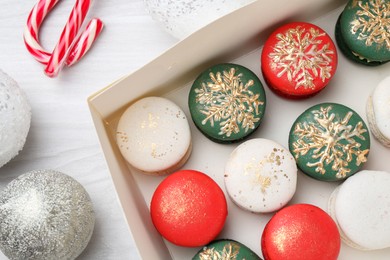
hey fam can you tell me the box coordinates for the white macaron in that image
[116,97,192,175]
[328,170,390,250]
[366,76,390,147]
[224,138,297,213]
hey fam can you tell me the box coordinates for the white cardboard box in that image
[88,0,390,259]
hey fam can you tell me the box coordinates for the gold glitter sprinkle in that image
[159,180,204,227]
[244,153,279,193]
[272,224,303,253]
[116,131,128,143]
[141,113,159,128]
[256,174,272,193]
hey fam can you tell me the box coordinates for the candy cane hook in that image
[24,0,104,77]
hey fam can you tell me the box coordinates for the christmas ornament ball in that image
[144,0,255,39]
[0,170,95,260]
[0,70,31,168]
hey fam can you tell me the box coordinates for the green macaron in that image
[289,103,370,181]
[193,239,262,260]
[188,63,266,143]
[335,0,390,65]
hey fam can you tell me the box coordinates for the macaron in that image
[328,170,390,250]
[366,76,390,147]
[224,138,297,213]
[188,63,266,143]
[261,22,337,98]
[116,97,192,175]
[261,204,340,260]
[289,102,370,181]
[0,70,31,168]
[335,0,390,65]
[150,170,228,247]
[193,239,262,260]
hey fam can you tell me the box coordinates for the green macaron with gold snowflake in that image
[289,103,370,181]
[335,0,390,66]
[193,239,262,260]
[188,63,266,143]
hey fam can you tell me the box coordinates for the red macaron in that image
[150,169,228,247]
[261,204,340,260]
[261,22,337,99]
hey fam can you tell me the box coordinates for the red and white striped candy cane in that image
[24,0,104,77]
[44,0,91,77]
[24,0,61,64]
[66,18,104,66]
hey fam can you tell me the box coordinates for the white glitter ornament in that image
[0,70,31,168]
[144,0,255,39]
[0,170,95,260]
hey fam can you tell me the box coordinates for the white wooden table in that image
[0,1,177,259]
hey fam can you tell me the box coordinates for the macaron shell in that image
[192,239,262,260]
[150,170,227,247]
[366,76,390,147]
[328,186,368,251]
[333,170,390,250]
[188,63,266,143]
[339,0,390,62]
[289,102,370,181]
[261,22,337,98]
[224,138,297,213]
[261,204,340,260]
[116,97,192,174]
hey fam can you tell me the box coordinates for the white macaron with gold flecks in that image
[366,76,390,147]
[116,97,192,175]
[328,170,390,250]
[224,138,297,213]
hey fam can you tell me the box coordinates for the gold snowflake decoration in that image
[292,105,369,178]
[199,243,240,260]
[269,26,334,90]
[351,0,390,48]
[195,67,264,137]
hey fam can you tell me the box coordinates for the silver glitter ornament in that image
[144,0,255,39]
[0,170,95,260]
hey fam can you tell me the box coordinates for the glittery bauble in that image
[0,70,31,168]
[0,170,95,260]
[144,0,255,39]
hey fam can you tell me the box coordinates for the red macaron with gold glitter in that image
[150,170,228,247]
[261,204,340,260]
[261,22,337,99]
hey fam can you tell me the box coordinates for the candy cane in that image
[24,0,104,77]
[66,18,104,66]
[24,0,61,64]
